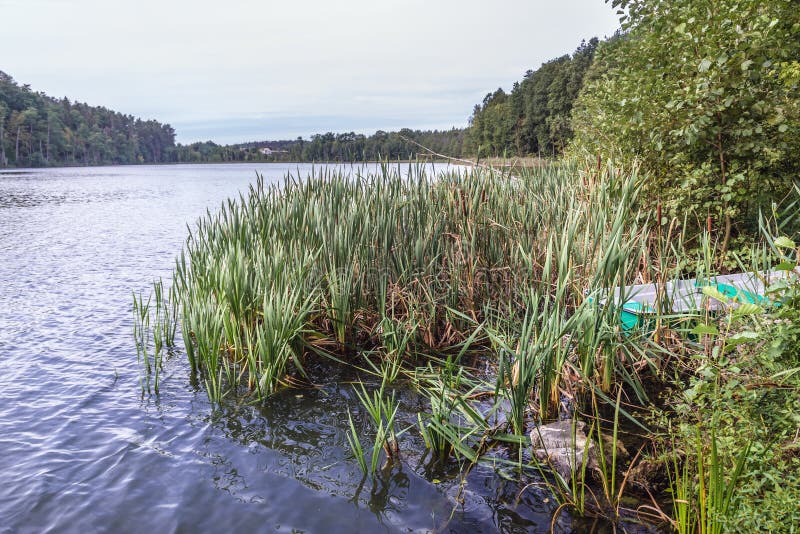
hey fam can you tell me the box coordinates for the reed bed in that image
[134,161,800,529]
[160,162,657,411]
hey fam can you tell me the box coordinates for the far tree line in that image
[0,71,175,167]
[170,129,468,164]
[0,35,603,168]
[158,38,605,164]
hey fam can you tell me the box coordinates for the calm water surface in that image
[0,163,570,533]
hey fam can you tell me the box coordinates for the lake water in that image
[0,163,572,533]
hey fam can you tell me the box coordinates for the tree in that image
[571,0,800,254]
[0,102,7,166]
[0,71,177,167]
[466,39,599,158]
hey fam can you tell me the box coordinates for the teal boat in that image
[599,271,784,332]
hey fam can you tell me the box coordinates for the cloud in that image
[0,0,621,142]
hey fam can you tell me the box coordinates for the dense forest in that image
[170,128,467,163]
[0,68,467,167]
[465,38,600,158]
[572,0,800,253]
[0,71,176,167]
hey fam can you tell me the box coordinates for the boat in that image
[596,270,789,331]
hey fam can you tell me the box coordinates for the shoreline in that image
[0,158,467,173]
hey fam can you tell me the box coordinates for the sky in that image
[0,0,621,144]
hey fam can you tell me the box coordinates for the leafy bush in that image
[571,0,800,255]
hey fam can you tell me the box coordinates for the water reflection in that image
[191,359,570,532]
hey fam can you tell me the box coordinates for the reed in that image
[132,290,153,393]
[347,376,401,476]
[135,159,799,528]
[155,162,658,412]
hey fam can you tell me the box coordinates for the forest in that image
[466,38,599,158]
[0,68,469,167]
[0,71,176,167]
[169,128,468,163]
[0,34,601,168]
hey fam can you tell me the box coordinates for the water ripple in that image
[0,163,587,533]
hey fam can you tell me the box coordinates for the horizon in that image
[0,0,621,144]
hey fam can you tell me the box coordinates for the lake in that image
[0,163,564,533]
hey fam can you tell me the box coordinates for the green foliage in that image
[467,38,599,158]
[572,0,800,251]
[0,71,175,167]
[348,379,401,476]
[667,245,800,530]
[170,128,468,163]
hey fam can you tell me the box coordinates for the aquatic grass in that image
[347,377,401,476]
[132,290,154,393]
[662,426,753,534]
[133,278,180,395]
[147,163,660,402]
[130,158,800,531]
[346,411,367,474]
[139,160,679,449]
[666,432,694,534]
[416,364,469,463]
[140,160,676,426]
[589,386,627,517]
[152,278,178,350]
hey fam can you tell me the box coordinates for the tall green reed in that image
[142,161,661,424]
[133,278,179,395]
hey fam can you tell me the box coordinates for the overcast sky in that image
[0,0,621,144]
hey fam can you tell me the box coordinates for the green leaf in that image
[692,324,719,336]
[773,261,796,271]
[702,286,730,303]
[774,236,796,249]
[698,58,713,72]
[732,303,764,316]
[727,331,760,345]
[740,59,753,71]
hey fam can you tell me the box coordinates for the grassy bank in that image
[136,161,800,531]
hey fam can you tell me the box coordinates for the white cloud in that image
[0,0,620,142]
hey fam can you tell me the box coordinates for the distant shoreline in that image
[0,156,551,173]
[0,159,458,171]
